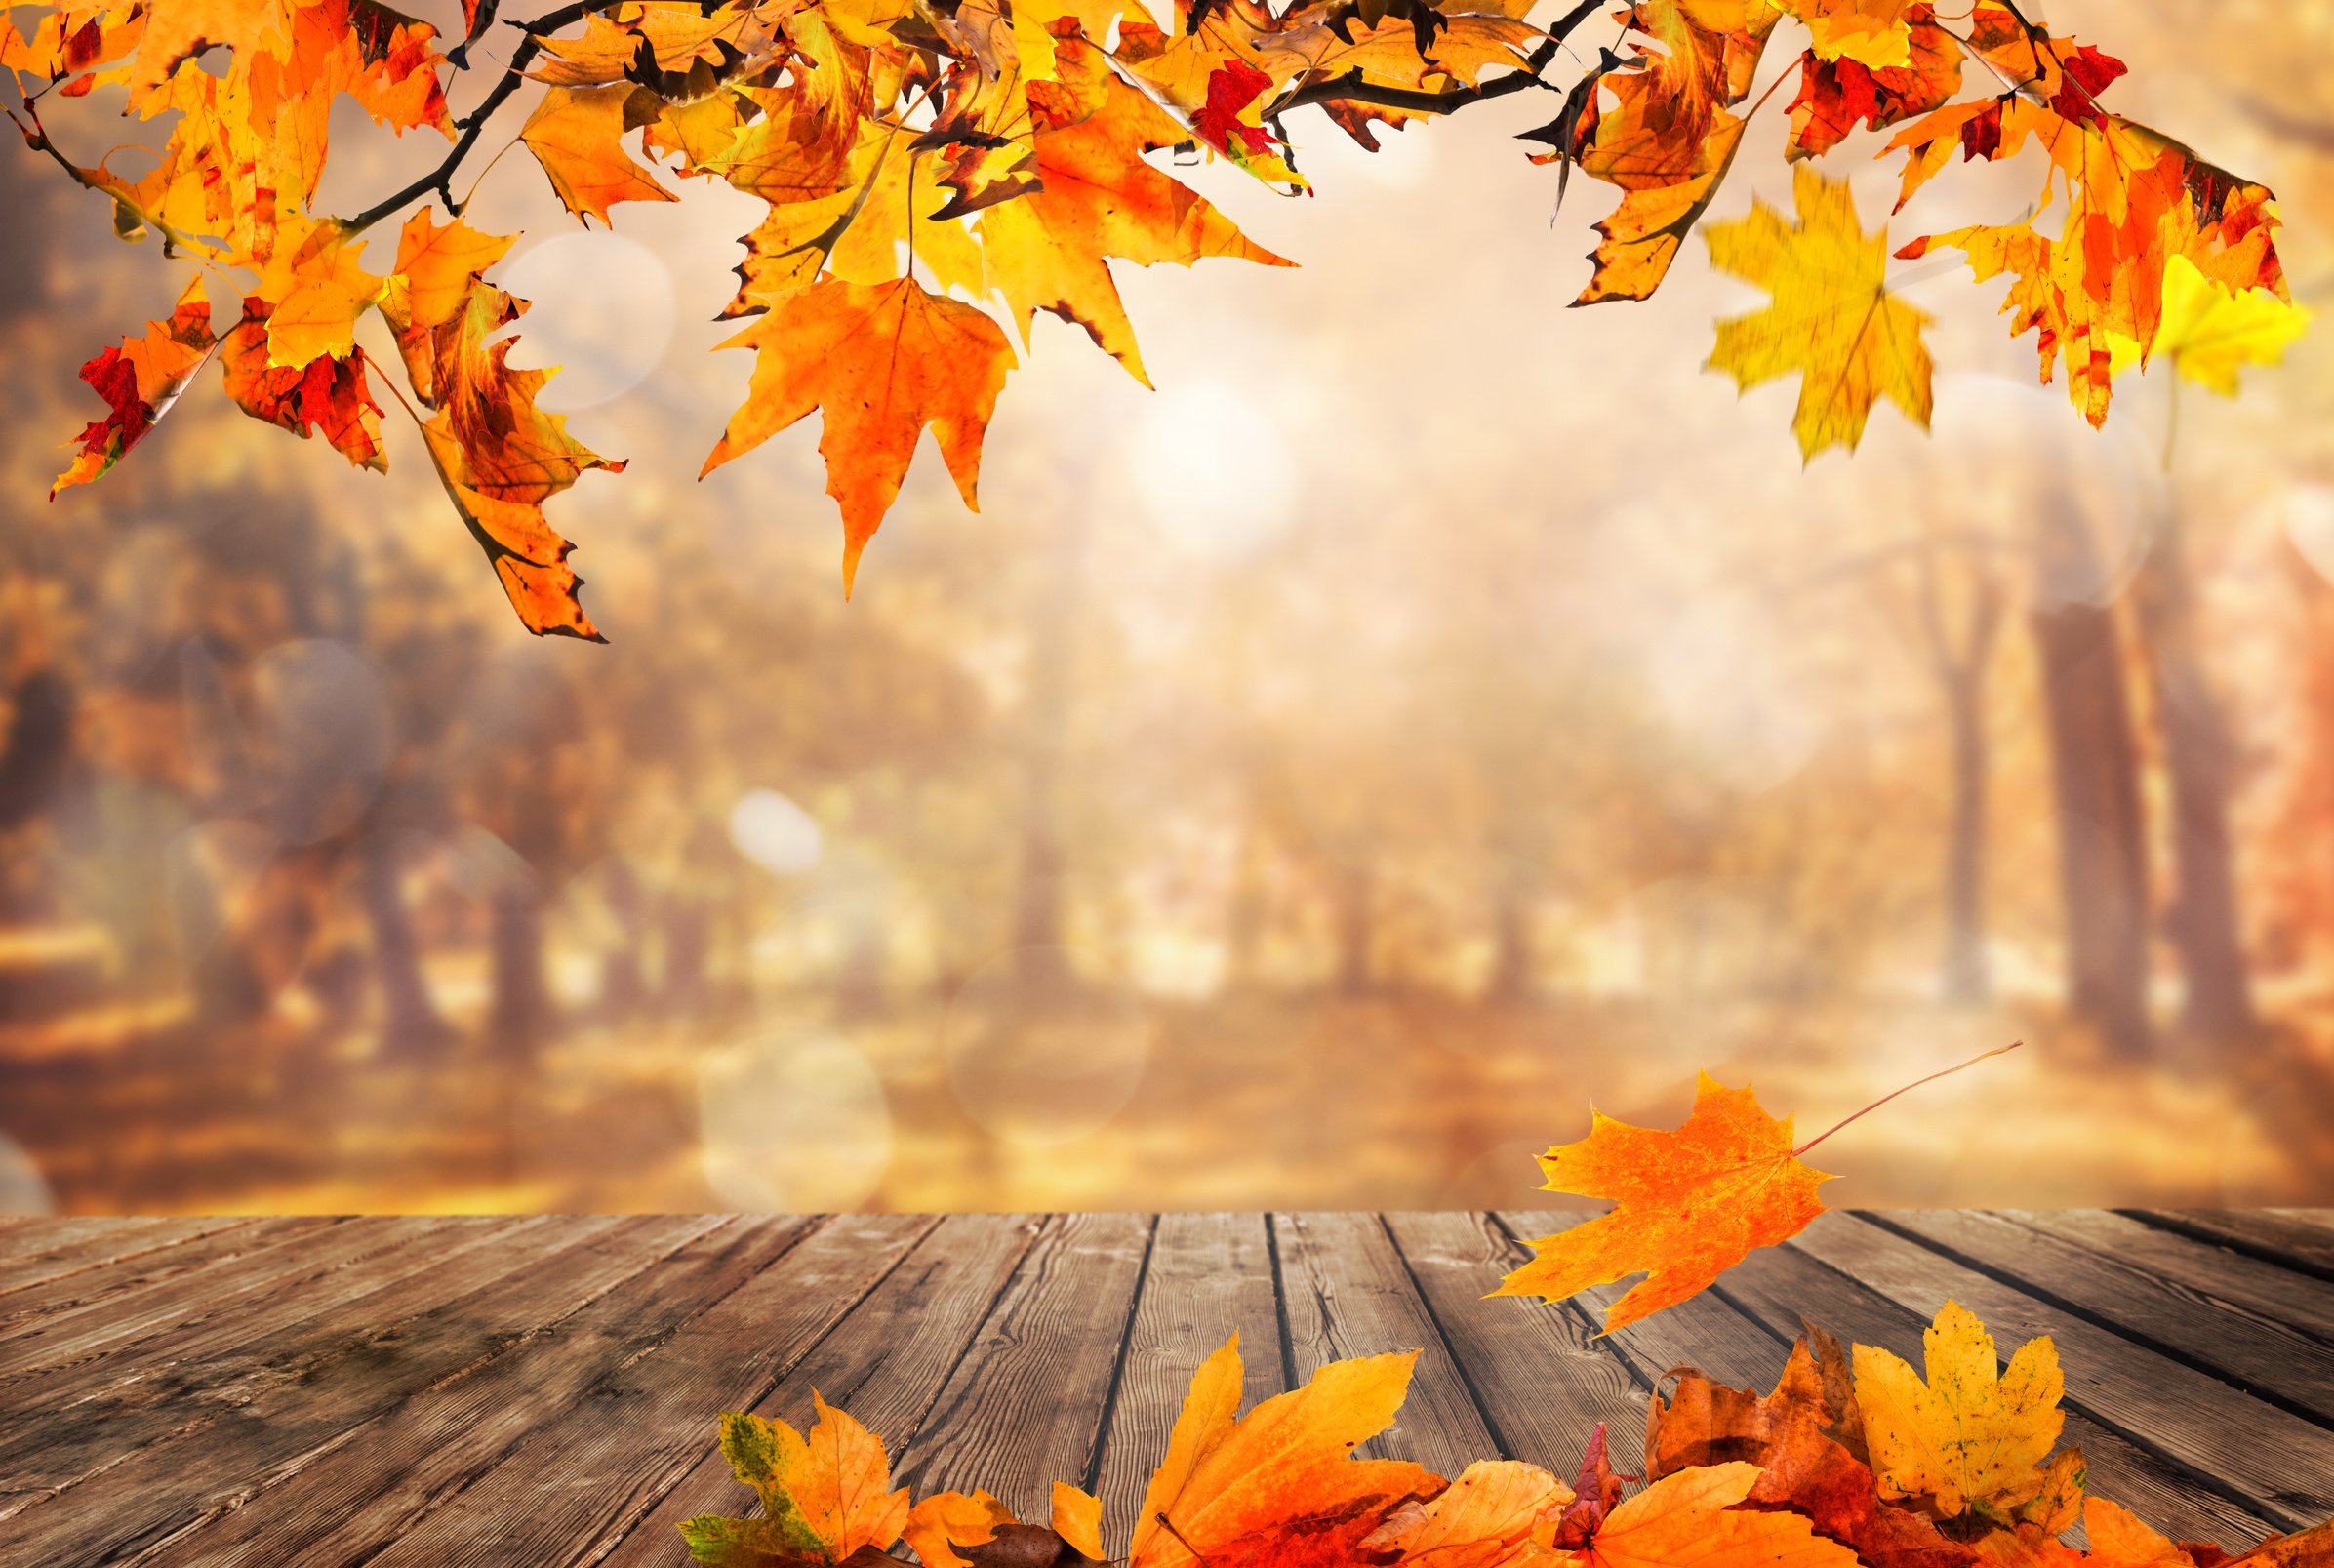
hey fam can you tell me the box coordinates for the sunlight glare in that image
[729,789,823,874]
[698,1027,893,1210]
[1127,380,1299,564]
[498,230,677,409]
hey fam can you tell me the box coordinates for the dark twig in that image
[1275,0,1599,118]
[340,0,623,234]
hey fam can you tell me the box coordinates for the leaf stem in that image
[1791,1041,2022,1158]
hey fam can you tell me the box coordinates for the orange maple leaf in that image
[1537,1461,1868,1568]
[1494,1071,1836,1333]
[1499,1046,2018,1332]
[1126,1332,1437,1568]
[680,1389,910,1566]
[702,276,1015,594]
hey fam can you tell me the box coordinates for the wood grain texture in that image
[0,1215,721,1568]
[1794,1211,2334,1529]
[605,1212,1046,1567]
[147,1216,803,1568]
[1388,1210,1643,1472]
[350,1215,935,1568]
[1091,1212,1286,1555]
[0,1217,261,1297]
[1883,1209,2334,1424]
[2126,1208,2334,1279]
[2,1210,2329,1566]
[891,1212,1152,1516]
[1274,1210,1496,1476]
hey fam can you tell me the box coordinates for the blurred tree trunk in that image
[599,858,648,1021]
[488,882,548,1059]
[1484,862,1533,1003]
[2135,503,2255,1043]
[1332,860,1376,994]
[2030,499,2152,1058]
[360,829,449,1054]
[1914,551,2004,1004]
[1011,515,1081,993]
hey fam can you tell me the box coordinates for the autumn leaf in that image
[904,1483,1107,1567]
[679,1391,911,1567]
[703,277,1014,594]
[1706,165,1934,459]
[1494,1072,1835,1333]
[1853,1298,2065,1524]
[1646,1336,1983,1568]
[522,83,680,224]
[1534,1460,1867,1568]
[2108,253,2311,396]
[219,299,388,470]
[51,276,220,496]
[1361,1459,1573,1568]
[1126,1331,1437,1568]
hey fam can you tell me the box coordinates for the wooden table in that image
[3,1209,2330,1566]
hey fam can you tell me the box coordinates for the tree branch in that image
[1276,0,1600,118]
[340,0,624,235]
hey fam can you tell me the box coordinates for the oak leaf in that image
[1493,1071,1835,1333]
[679,1391,911,1567]
[1853,1298,2064,1524]
[1125,1331,1437,1568]
[702,277,1015,593]
[1705,166,1934,459]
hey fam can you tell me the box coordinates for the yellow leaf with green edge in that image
[1706,165,1933,459]
[2108,252,2311,395]
[1853,1298,2065,1523]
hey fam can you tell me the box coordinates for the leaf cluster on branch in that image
[1,0,2307,639]
[676,1302,2334,1568]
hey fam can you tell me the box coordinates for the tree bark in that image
[1332,860,1376,995]
[2134,503,2256,1044]
[2030,497,2152,1057]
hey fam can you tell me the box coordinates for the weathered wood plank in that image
[1497,1209,1792,1397]
[1717,1225,2284,1547]
[603,1212,1046,1567]
[0,1216,725,1567]
[2009,1210,2334,1340]
[1885,1210,2334,1424]
[1793,1212,2334,1528]
[0,1218,262,1296]
[348,1215,936,1568]
[0,1218,150,1266]
[0,1216,473,1377]
[1092,1212,1286,1556]
[142,1217,805,1568]
[1386,1211,1642,1473]
[2124,1210,2334,1279]
[0,1216,550,1463]
[1275,1211,1495,1476]
[0,1217,342,1333]
[890,1212,1152,1515]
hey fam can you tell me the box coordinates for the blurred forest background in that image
[3,0,2333,1215]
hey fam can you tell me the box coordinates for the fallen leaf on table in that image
[1854,1298,2064,1525]
[679,1390,910,1566]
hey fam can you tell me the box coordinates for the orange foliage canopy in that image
[4,0,2304,635]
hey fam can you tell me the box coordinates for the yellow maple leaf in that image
[2108,252,2312,396]
[681,1389,910,1565]
[1853,1298,2065,1523]
[1706,165,1933,459]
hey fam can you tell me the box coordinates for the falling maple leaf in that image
[51,276,220,497]
[679,1391,911,1567]
[1494,1072,1836,1334]
[1499,1045,2018,1333]
[1705,165,1934,459]
[1853,1298,2066,1525]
